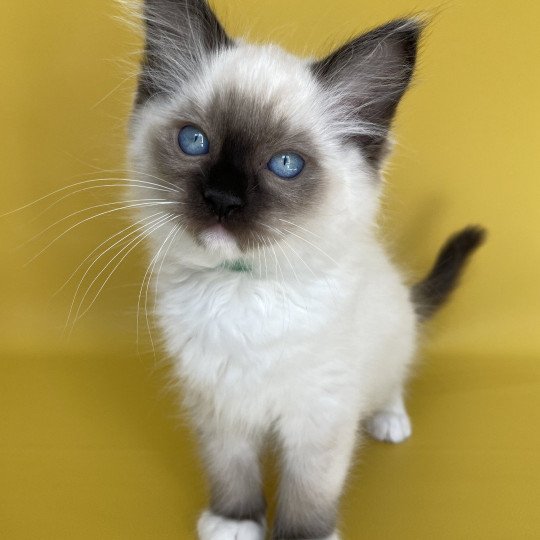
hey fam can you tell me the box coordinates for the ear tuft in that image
[137,0,233,105]
[311,18,424,167]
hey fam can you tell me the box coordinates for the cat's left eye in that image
[178,125,210,156]
[267,153,305,179]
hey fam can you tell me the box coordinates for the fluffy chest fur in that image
[155,249,416,431]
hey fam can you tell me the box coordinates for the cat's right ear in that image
[136,0,233,105]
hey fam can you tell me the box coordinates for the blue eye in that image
[178,125,210,155]
[267,153,305,179]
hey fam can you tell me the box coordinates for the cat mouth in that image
[199,224,240,257]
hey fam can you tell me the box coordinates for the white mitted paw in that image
[274,533,339,540]
[365,410,412,444]
[197,510,265,540]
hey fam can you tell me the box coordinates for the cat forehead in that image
[172,44,324,130]
[205,44,313,96]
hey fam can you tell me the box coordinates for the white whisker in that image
[26,198,173,244]
[1,177,178,218]
[24,201,177,265]
[91,72,139,110]
[69,213,177,330]
[280,227,339,267]
[146,223,183,358]
[262,224,301,284]
[80,167,183,192]
[31,183,175,222]
[258,233,269,281]
[136,219,181,354]
[63,212,169,331]
[258,221,319,280]
[53,211,165,297]
[278,218,322,239]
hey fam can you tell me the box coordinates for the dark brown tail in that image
[412,226,486,321]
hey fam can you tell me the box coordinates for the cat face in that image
[131,45,333,255]
[127,0,421,263]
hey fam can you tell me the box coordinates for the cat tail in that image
[411,226,486,321]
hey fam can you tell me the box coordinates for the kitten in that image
[126,1,485,538]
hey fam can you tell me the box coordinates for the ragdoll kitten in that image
[126,1,484,538]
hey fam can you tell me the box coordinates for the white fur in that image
[198,511,265,540]
[365,392,412,443]
[128,39,418,540]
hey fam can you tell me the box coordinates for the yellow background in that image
[1,0,539,538]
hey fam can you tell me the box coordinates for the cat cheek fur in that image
[125,2,432,539]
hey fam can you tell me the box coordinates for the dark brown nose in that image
[203,187,243,220]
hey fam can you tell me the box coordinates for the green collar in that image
[219,259,253,273]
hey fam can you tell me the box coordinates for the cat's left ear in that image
[136,0,233,105]
[311,18,423,167]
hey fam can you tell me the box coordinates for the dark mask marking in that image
[148,89,327,251]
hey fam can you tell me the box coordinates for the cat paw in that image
[273,531,340,539]
[365,410,412,443]
[197,510,265,540]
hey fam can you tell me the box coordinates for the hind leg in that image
[364,390,412,444]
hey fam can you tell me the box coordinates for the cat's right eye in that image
[178,125,210,156]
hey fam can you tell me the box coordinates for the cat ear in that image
[137,0,233,104]
[311,18,422,166]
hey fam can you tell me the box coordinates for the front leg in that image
[273,408,360,540]
[197,423,266,540]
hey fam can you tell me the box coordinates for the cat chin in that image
[199,224,241,260]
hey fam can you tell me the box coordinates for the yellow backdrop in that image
[1,0,539,538]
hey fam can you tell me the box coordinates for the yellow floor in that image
[1,349,538,539]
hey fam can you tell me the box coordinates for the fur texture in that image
[124,2,484,538]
